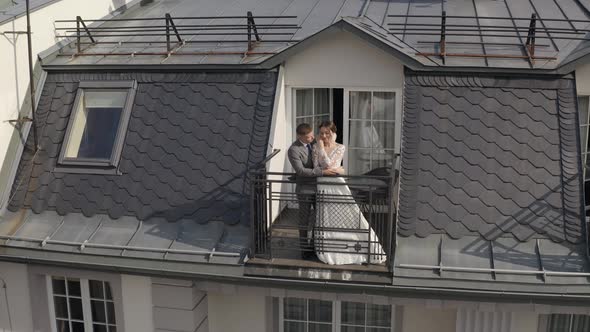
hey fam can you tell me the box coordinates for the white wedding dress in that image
[312,144,386,265]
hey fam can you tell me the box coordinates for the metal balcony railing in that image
[250,170,397,270]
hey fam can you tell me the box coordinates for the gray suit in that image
[287,140,321,251]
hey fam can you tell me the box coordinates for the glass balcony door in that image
[344,89,401,175]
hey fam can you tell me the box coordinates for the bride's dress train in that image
[312,144,386,265]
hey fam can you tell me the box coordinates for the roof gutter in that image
[1,251,590,306]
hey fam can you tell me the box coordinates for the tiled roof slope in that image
[398,71,585,244]
[8,71,276,226]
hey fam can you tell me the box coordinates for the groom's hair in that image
[296,123,312,135]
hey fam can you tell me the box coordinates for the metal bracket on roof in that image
[489,241,497,281]
[437,235,444,277]
[525,13,537,63]
[6,116,33,126]
[208,248,216,262]
[76,16,96,53]
[247,11,261,51]
[165,13,184,54]
[535,238,547,283]
[439,11,447,65]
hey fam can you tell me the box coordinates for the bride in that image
[312,121,386,265]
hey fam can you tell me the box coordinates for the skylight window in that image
[58,81,136,169]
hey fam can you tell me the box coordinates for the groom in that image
[288,123,337,259]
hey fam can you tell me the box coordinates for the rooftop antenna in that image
[25,0,38,152]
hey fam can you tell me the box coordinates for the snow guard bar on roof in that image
[54,12,301,58]
[388,12,590,66]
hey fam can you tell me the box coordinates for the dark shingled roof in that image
[398,71,584,244]
[7,71,276,227]
[393,71,590,289]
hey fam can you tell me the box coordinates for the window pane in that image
[109,326,117,332]
[92,300,106,323]
[314,89,330,116]
[297,116,314,128]
[579,96,589,126]
[548,314,571,332]
[64,90,126,160]
[581,126,588,155]
[56,319,70,332]
[349,121,369,148]
[296,89,314,117]
[348,148,372,175]
[572,315,590,332]
[284,321,305,332]
[53,296,68,319]
[69,297,84,320]
[308,299,332,323]
[105,283,113,300]
[366,304,391,327]
[315,115,330,133]
[371,149,395,171]
[373,92,395,121]
[71,321,85,332]
[285,298,306,321]
[373,121,395,149]
[349,121,388,149]
[52,278,66,295]
[350,91,371,119]
[93,324,108,332]
[367,328,391,332]
[309,322,332,332]
[67,279,81,297]
[342,301,365,325]
[342,326,364,332]
[85,90,127,108]
[107,302,116,324]
[89,280,104,299]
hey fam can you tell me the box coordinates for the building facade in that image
[1,0,590,331]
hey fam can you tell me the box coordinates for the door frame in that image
[288,86,402,174]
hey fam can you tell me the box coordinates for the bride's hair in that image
[318,120,337,133]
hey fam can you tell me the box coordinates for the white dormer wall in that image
[283,30,405,89]
[267,30,405,176]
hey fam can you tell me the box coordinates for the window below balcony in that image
[58,81,136,171]
[279,297,395,332]
[48,276,118,332]
[538,314,590,332]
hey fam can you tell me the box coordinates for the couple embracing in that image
[288,121,386,265]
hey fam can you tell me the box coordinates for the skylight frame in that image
[57,81,137,169]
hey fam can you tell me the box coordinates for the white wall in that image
[121,274,154,332]
[402,305,456,332]
[0,262,33,331]
[284,30,404,89]
[576,62,590,95]
[0,0,134,209]
[510,311,538,332]
[208,292,267,332]
[152,277,208,332]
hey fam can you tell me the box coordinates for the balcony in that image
[247,168,397,280]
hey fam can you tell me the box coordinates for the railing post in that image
[250,171,257,256]
[76,16,81,53]
[387,154,399,272]
[165,14,171,53]
[267,178,272,259]
[526,13,537,60]
[440,11,446,64]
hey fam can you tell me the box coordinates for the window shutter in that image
[456,308,512,332]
